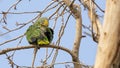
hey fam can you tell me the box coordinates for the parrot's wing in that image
[37,27,53,45]
[26,25,41,44]
[44,27,54,43]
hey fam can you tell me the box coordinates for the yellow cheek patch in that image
[43,20,49,27]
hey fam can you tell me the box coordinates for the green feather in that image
[25,17,53,46]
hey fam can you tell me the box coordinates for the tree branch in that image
[0,44,76,59]
[81,0,102,43]
[62,0,82,68]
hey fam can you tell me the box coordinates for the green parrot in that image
[26,17,54,47]
[25,17,53,67]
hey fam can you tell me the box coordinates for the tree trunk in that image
[94,0,120,68]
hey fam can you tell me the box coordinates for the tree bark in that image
[94,0,120,68]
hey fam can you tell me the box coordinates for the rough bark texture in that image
[94,0,120,68]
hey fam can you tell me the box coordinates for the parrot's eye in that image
[40,22,43,24]
[40,20,44,24]
[40,19,48,27]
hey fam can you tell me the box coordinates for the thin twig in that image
[42,1,56,13]
[0,11,41,14]
[91,0,105,13]
[0,35,25,46]
[44,1,63,13]
[5,54,19,68]
[0,0,22,24]
[11,35,24,58]
[49,4,64,20]
[0,13,42,37]
[50,13,71,67]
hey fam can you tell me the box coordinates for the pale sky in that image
[0,0,105,68]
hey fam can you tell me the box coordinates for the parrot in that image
[25,17,54,67]
[26,17,53,46]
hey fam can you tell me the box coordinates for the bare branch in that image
[0,11,41,14]
[81,0,102,43]
[49,4,64,19]
[91,0,105,13]
[0,13,42,37]
[0,0,22,24]
[0,44,76,59]
[5,54,19,68]
[62,0,82,68]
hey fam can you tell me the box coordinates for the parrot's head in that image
[38,17,49,27]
